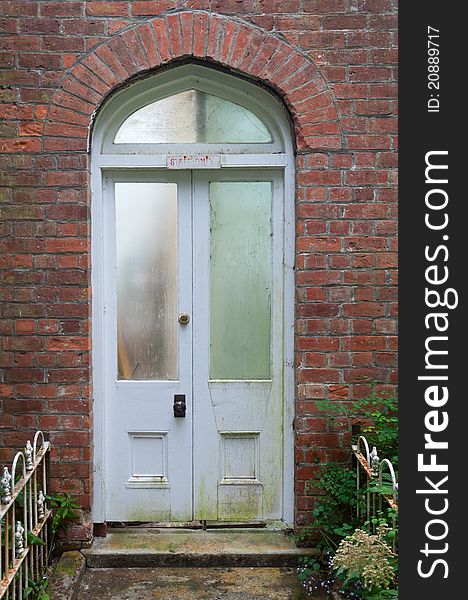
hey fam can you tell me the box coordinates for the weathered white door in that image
[104,171,193,521]
[192,170,284,521]
[103,169,284,522]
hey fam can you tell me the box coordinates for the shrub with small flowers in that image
[332,527,397,599]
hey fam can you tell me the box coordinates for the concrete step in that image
[82,528,319,568]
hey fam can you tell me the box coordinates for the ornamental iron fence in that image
[352,435,398,550]
[0,432,51,599]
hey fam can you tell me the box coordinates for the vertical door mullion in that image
[171,170,193,520]
[192,171,219,520]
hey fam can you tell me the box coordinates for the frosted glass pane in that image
[116,183,177,380]
[210,182,272,380]
[114,90,272,144]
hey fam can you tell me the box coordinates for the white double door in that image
[102,169,285,522]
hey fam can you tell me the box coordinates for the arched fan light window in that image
[115,89,272,144]
[95,64,288,155]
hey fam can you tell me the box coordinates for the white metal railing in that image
[1,432,51,599]
[352,435,398,550]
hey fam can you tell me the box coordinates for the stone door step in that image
[82,528,319,568]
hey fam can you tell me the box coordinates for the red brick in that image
[300,30,345,49]
[334,83,368,99]
[106,36,139,77]
[349,66,392,82]
[82,53,120,89]
[18,17,60,34]
[45,238,88,253]
[212,0,255,11]
[297,170,342,186]
[86,2,128,17]
[179,11,194,57]
[322,15,367,30]
[346,170,390,186]
[0,35,41,51]
[0,1,398,537]
[43,35,85,52]
[136,22,161,68]
[0,138,41,153]
[192,11,209,57]
[121,28,150,70]
[206,14,224,61]
[54,90,95,115]
[42,2,83,17]
[239,29,267,72]
[297,304,340,318]
[343,302,386,318]
[275,16,320,31]
[19,53,62,69]
[259,0,301,10]
[61,77,101,106]
[344,368,387,383]
[297,236,341,253]
[371,48,398,64]
[297,369,340,384]
[94,43,130,83]
[4,368,45,383]
[218,19,239,65]
[72,63,110,95]
[258,42,292,81]
[348,134,391,150]
[0,2,38,17]
[47,334,88,351]
[151,18,171,62]
[131,1,174,16]
[347,31,392,48]
[297,337,340,351]
[165,13,182,58]
[343,336,387,351]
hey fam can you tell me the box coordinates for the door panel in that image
[193,171,284,522]
[104,173,193,521]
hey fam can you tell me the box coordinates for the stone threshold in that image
[82,528,319,568]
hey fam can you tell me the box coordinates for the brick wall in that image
[0,0,397,536]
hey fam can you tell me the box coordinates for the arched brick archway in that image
[38,9,344,537]
[44,10,342,153]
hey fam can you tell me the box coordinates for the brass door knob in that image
[178,313,190,325]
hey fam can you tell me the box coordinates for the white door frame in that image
[90,64,296,525]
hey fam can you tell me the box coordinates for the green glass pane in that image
[114,90,272,144]
[210,182,272,380]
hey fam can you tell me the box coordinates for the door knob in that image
[173,394,186,417]
[178,313,190,325]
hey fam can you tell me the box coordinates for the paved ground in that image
[76,566,323,599]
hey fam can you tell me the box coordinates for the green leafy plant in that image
[364,508,398,547]
[24,576,49,600]
[47,492,80,557]
[27,531,46,546]
[316,392,398,466]
[297,462,364,553]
